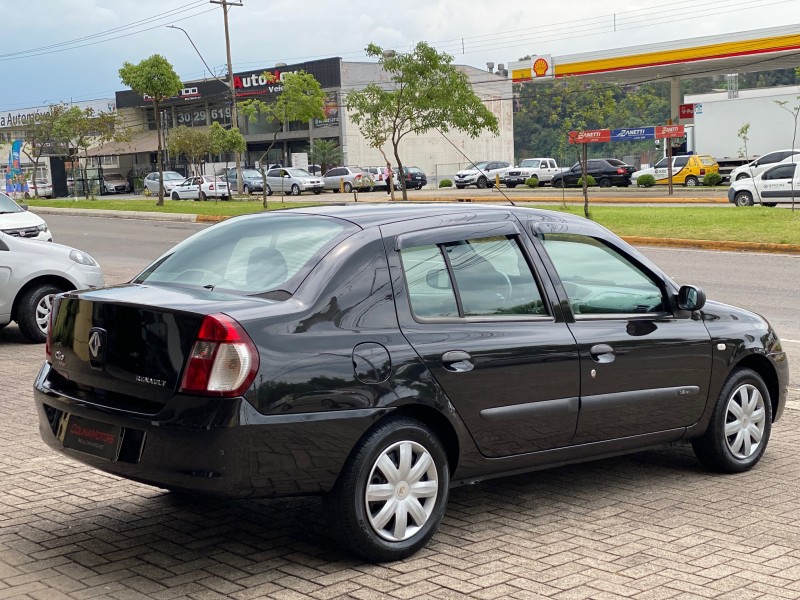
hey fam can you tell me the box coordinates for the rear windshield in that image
[606,159,626,166]
[134,214,357,295]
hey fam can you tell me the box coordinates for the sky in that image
[2,0,800,111]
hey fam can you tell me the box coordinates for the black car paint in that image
[551,160,636,187]
[34,204,789,498]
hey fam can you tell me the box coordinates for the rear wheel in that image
[598,177,611,188]
[685,176,699,187]
[344,182,353,193]
[552,178,564,188]
[199,191,207,201]
[243,184,251,195]
[734,191,754,206]
[17,283,62,343]
[266,185,273,196]
[507,183,517,189]
[692,368,772,473]
[326,417,449,562]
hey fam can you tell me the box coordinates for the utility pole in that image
[210,0,243,195]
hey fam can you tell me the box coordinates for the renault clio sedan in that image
[34,204,788,562]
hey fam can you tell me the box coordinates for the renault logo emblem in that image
[88,328,107,369]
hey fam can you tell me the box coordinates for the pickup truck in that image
[503,158,565,187]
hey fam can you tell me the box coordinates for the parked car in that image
[454,161,511,189]
[34,204,787,562]
[220,167,264,195]
[170,175,230,201]
[102,173,131,194]
[0,193,52,241]
[503,158,565,187]
[24,179,53,198]
[143,171,185,195]
[551,159,636,188]
[728,161,800,206]
[322,166,374,192]
[266,167,324,195]
[400,166,428,190]
[0,232,103,342]
[632,154,719,187]
[729,149,800,181]
[364,166,399,191]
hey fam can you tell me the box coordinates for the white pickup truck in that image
[503,158,565,187]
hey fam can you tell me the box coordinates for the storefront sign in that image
[679,103,695,119]
[0,99,115,128]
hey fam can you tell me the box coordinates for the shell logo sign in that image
[510,55,554,82]
[533,57,550,78]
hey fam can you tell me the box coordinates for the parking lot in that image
[1,322,799,599]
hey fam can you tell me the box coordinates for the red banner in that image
[656,124,685,139]
[568,129,611,144]
[679,104,694,119]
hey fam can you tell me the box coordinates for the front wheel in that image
[734,191,754,206]
[326,417,449,562]
[598,177,611,188]
[455,184,465,189]
[476,177,487,189]
[266,185,273,197]
[171,192,180,200]
[290,184,300,196]
[552,178,564,188]
[685,176,699,187]
[17,283,62,343]
[243,184,251,195]
[313,189,322,195]
[507,183,517,189]
[692,368,772,473]
[736,173,750,181]
[198,191,207,201]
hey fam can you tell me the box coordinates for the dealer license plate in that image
[62,415,123,461]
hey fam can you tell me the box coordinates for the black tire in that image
[552,178,564,188]
[734,191,754,207]
[243,185,251,195]
[344,182,353,193]
[736,173,750,181]
[266,185,273,197]
[199,191,207,201]
[0,321,8,330]
[685,176,699,187]
[476,177,487,189]
[598,177,611,188]
[506,183,517,189]
[313,189,322,195]
[326,416,449,562]
[455,185,465,189]
[290,184,300,196]
[17,283,62,343]
[692,368,772,473]
[171,192,179,200]
[762,202,777,207]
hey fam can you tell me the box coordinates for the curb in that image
[31,206,199,222]
[410,196,729,204]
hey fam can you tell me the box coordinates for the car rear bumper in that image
[33,362,388,498]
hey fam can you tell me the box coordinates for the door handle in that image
[590,344,615,363]
[442,350,474,372]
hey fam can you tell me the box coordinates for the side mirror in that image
[19,203,28,211]
[677,285,706,311]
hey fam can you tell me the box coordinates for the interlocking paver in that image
[2,329,800,598]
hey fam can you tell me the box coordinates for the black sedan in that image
[551,158,636,188]
[34,204,788,562]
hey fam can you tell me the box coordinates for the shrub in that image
[439,179,453,188]
[577,175,597,187]
[524,177,539,188]
[703,172,723,187]
[637,174,656,188]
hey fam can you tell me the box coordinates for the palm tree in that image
[310,139,343,174]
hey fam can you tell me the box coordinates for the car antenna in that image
[435,127,516,206]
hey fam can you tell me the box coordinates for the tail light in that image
[617,168,626,174]
[209,184,215,190]
[179,313,259,397]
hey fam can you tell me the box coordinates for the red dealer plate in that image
[62,415,123,461]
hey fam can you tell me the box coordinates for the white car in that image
[454,161,511,189]
[25,179,53,198]
[0,232,103,342]
[170,175,230,201]
[729,149,800,181]
[144,171,186,195]
[728,161,800,207]
[503,158,564,187]
[0,193,52,241]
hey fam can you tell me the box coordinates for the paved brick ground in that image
[2,325,799,600]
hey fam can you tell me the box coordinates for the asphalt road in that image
[44,212,799,391]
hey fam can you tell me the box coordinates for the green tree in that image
[54,106,129,199]
[309,139,342,174]
[239,71,326,207]
[348,42,499,200]
[208,123,247,195]
[23,104,67,197]
[167,125,210,179]
[119,54,183,205]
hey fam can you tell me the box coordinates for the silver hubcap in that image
[725,384,766,459]
[36,294,53,334]
[365,440,438,542]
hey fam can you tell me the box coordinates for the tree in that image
[54,106,129,199]
[309,139,342,175]
[209,122,247,197]
[119,55,183,206]
[347,42,499,200]
[775,98,800,212]
[240,71,326,207]
[167,125,212,178]
[22,104,67,197]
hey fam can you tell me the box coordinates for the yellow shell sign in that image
[510,55,554,82]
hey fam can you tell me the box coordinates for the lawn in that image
[24,197,800,246]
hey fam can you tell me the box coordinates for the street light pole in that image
[210,0,243,194]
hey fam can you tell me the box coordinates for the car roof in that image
[277,202,602,231]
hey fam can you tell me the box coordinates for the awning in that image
[85,130,160,157]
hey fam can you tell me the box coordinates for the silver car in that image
[265,167,324,195]
[143,171,186,195]
[322,166,375,192]
[0,233,104,343]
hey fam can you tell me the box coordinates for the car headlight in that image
[69,249,98,266]
[37,223,48,232]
